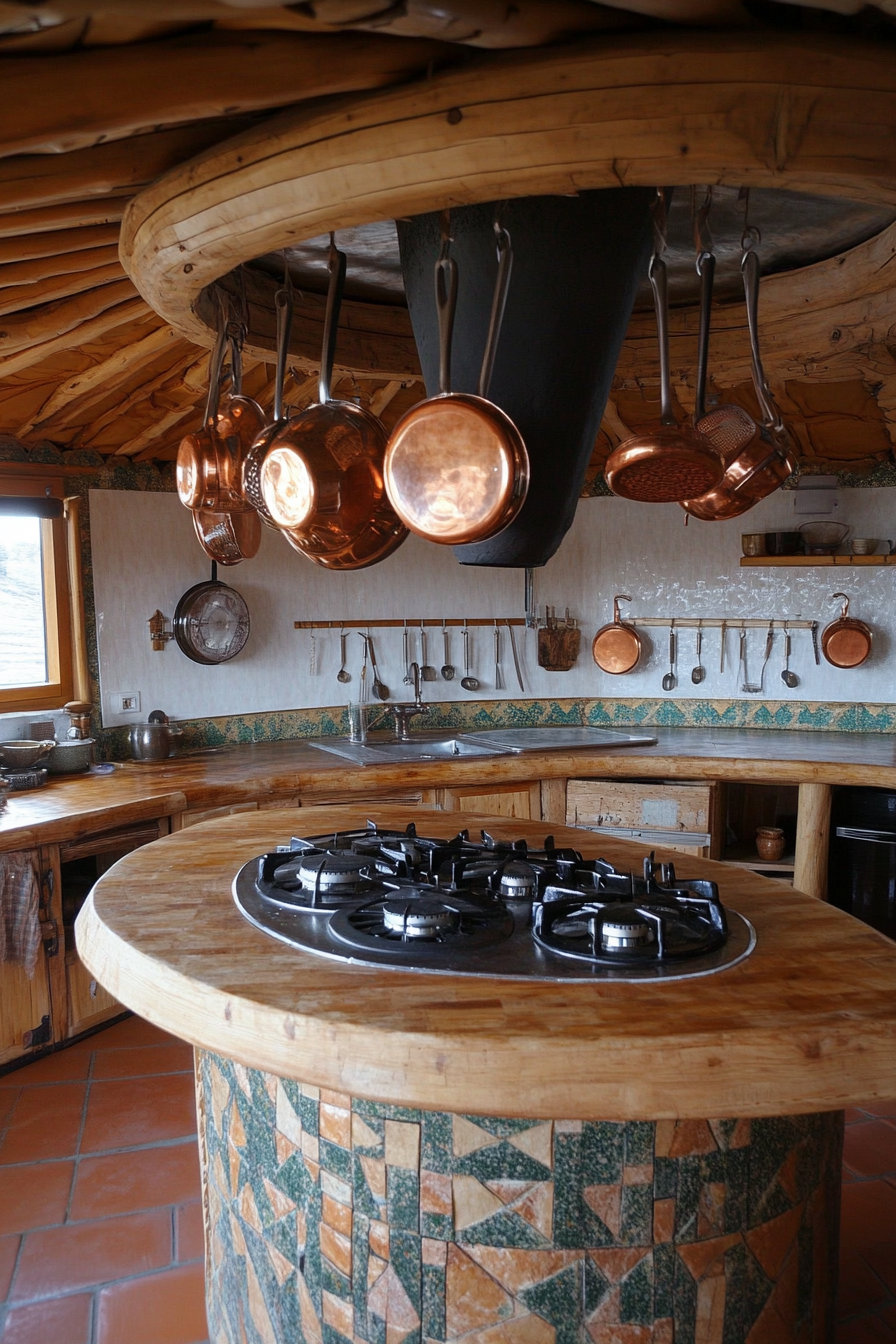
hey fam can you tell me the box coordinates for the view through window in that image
[0,515,48,689]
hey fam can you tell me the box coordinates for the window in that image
[0,476,74,714]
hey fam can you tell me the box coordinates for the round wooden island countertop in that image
[76,805,896,1121]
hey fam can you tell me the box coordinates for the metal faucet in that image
[390,662,430,740]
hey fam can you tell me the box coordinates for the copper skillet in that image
[592,594,643,674]
[681,241,797,521]
[821,592,872,668]
[383,212,529,545]
[258,237,408,570]
[603,193,724,505]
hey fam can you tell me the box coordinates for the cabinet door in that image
[439,782,541,819]
[66,951,120,1038]
[0,953,54,1067]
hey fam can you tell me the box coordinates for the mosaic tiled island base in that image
[196,1052,843,1344]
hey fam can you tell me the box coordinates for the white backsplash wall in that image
[90,487,896,727]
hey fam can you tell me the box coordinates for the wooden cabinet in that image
[436,781,542,819]
[566,778,722,858]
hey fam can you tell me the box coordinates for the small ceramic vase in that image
[755,826,786,861]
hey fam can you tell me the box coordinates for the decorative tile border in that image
[196,1050,842,1344]
[99,695,896,758]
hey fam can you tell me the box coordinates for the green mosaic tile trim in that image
[100,694,896,758]
[197,1052,842,1344]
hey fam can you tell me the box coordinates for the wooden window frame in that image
[0,475,75,714]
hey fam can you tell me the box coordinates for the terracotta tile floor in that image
[0,1017,207,1344]
[0,1015,894,1343]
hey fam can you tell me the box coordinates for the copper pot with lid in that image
[384,211,529,545]
[681,238,796,521]
[821,592,872,668]
[257,238,408,570]
[592,595,643,674]
[604,192,724,505]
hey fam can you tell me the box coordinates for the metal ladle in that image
[461,621,480,691]
[781,623,800,688]
[420,621,438,681]
[336,629,351,684]
[441,621,455,680]
[662,620,677,692]
[690,623,705,684]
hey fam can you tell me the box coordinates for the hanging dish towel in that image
[0,849,41,977]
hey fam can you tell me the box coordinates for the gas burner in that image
[233,825,756,980]
[328,887,514,959]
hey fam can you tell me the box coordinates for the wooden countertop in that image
[4,725,896,853]
[77,804,896,1121]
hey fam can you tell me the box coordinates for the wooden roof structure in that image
[1,0,895,479]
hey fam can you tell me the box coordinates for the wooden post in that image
[540,777,568,825]
[794,783,832,901]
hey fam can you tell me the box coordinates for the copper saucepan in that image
[192,507,261,566]
[258,238,408,570]
[604,192,724,505]
[681,241,797,521]
[821,592,872,668]
[592,595,643,674]
[383,213,529,545]
[176,320,236,513]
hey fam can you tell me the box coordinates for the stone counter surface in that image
[5,725,896,853]
[77,806,896,1122]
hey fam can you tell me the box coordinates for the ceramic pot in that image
[756,826,786,861]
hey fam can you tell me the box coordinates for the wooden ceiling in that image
[1,0,895,476]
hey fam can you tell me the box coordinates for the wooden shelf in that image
[740,555,895,567]
[721,845,795,873]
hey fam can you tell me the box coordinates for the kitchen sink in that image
[310,735,502,765]
[309,725,656,766]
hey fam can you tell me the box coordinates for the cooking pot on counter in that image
[129,712,183,763]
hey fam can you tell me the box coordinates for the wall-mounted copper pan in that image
[821,592,872,668]
[258,237,408,570]
[383,212,529,545]
[681,236,797,521]
[604,193,724,505]
[592,595,643,674]
[241,286,292,528]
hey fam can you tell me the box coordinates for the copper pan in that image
[604,193,724,505]
[215,331,265,488]
[192,507,261,566]
[681,243,796,521]
[821,592,872,668]
[176,320,239,513]
[383,213,529,545]
[257,238,408,570]
[241,286,293,527]
[592,595,642,674]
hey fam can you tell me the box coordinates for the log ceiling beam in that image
[0,200,126,240]
[0,291,146,376]
[0,29,446,158]
[0,242,120,290]
[0,262,124,319]
[0,118,261,214]
[19,323,181,434]
[0,223,120,266]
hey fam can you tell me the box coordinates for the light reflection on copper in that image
[260,445,316,529]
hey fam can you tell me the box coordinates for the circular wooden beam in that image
[121,32,896,373]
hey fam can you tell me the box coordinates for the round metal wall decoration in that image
[173,578,250,665]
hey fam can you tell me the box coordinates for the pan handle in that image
[741,245,784,435]
[435,210,458,396]
[272,286,293,424]
[478,220,513,399]
[831,591,851,618]
[649,255,676,429]
[319,234,347,406]
[694,249,715,424]
[203,297,228,430]
[613,594,632,624]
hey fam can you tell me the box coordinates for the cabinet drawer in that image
[567,779,720,856]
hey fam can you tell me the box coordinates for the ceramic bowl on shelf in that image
[850,537,891,555]
[741,533,766,557]
[797,521,850,554]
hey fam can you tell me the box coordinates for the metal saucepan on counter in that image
[821,592,872,668]
[46,739,94,774]
[257,237,408,570]
[129,711,183,762]
[591,595,643,674]
[384,211,529,545]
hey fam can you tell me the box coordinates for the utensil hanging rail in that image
[294,618,527,629]
[623,618,815,630]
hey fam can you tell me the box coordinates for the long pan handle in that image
[742,247,783,434]
[273,287,293,424]
[435,209,457,396]
[649,256,675,428]
[203,303,228,430]
[319,236,347,406]
[478,222,513,399]
[694,249,715,424]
